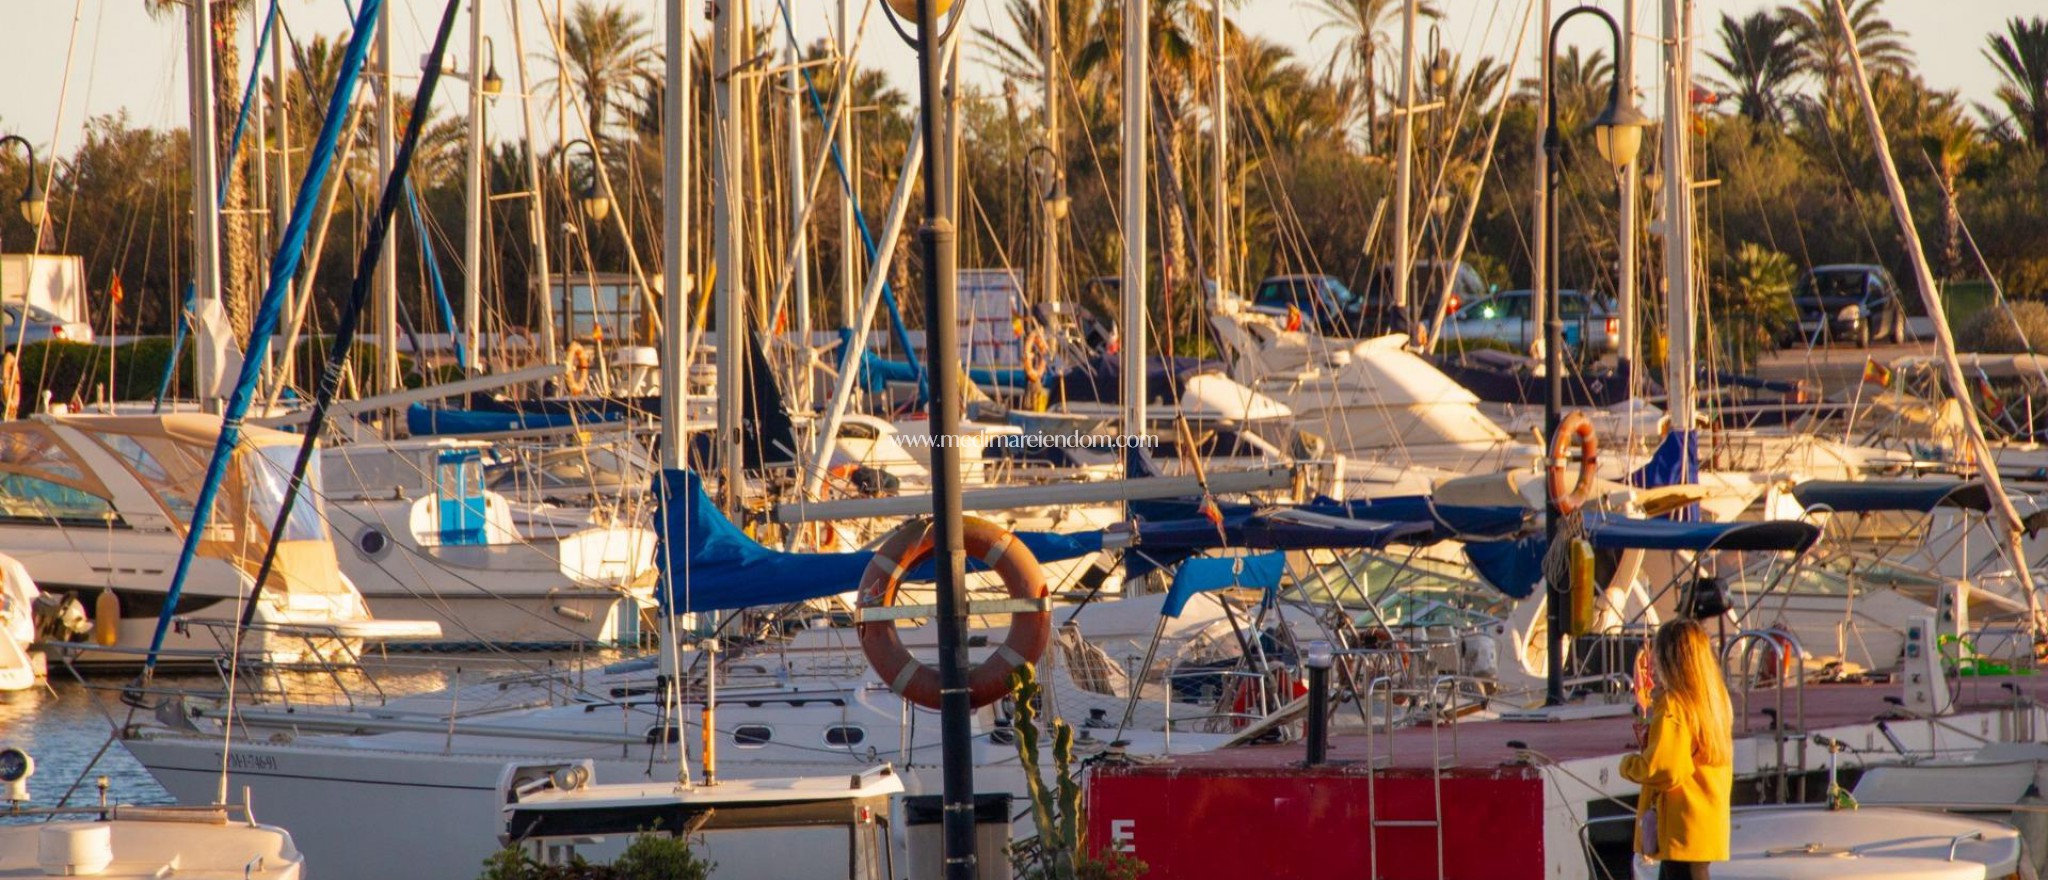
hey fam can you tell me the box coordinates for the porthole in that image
[356,527,389,559]
[989,728,1017,747]
[825,725,866,747]
[733,725,773,747]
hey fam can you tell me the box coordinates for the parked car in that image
[1790,264,1906,347]
[1442,289,1618,352]
[1248,274,1367,336]
[0,303,92,345]
[1356,260,1489,337]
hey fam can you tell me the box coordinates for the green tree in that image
[1717,242,1797,370]
[1304,0,1440,150]
[1787,0,1913,103]
[545,1,661,139]
[1983,16,2048,150]
[145,0,256,340]
[1707,10,1805,127]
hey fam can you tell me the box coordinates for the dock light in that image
[1591,89,1651,171]
[1303,641,1334,766]
[0,136,46,227]
[480,37,504,99]
[561,139,610,223]
[884,0,953,22]
[1304,640,1334,670]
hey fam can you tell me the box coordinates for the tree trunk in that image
[1362,43,1378,154]
[1941,170,1961,282]
[213,2,254,340]
[1151,89,1195,356]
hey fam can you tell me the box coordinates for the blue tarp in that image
[1629,428,1700,490]
[1581,513,1820,553]
[652,470,1106,613]
[1791,479,1992,514]
[1163,552,1286,618]
[406,402,624,436]
[1466,536,1545,599]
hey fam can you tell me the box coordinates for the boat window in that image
[733,725,773,747]
[824,725,866,747]
[92,432,198,520]
[247,445,328,542]
[0,473,118,524]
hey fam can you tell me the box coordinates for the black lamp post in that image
[555,138,609,345]
[0,136,48,232]
[1542,6,1648,707]
[479,36,503,99]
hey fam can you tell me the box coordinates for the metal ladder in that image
[1360,654,1459,880]
[1724,628,1809,803]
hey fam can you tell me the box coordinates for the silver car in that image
[0,303,93,345]
[1443,289,1618,352]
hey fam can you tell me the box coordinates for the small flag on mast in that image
[1862,357,1892,387]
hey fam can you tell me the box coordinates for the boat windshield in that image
[247,445,327,542]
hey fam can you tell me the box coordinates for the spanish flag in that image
[1285,303,1304,333]
[1979,375,2008,419]
[1862,358,1892,386]
[107,272,125,307]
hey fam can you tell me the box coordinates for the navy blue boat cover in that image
[653,470,1106,613]
[1163,552,1286,618]
[1790,480,1991,514]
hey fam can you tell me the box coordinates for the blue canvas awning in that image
[1306,496,1530,540]
[1791,480,1991,514]
[1163,552,1286,618]
[1581,513,1820,553]
[1134,509,1438,553]
[653,470,1105,613]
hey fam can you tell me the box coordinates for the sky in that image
[0,0,2035,160]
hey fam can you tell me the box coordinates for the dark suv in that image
[1792,264,1907,347]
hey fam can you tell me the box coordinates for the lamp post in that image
[1541,6,1647,707]
[0,136,48,234]
[1025,143,1069,308]
[556,138,610,345]
[479,36,503,99]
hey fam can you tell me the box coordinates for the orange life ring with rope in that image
[1547,411,1599,515]
[564,342,594,395]
[1021,329,1051,381]
[857,516,1051,710]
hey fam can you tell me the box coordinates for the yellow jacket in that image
[1620,697,1732,862]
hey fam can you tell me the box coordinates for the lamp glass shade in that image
[481,67,504,98]
[884,0,953,22]
[581,193,612,222]
[18,186,45,228]
[1593,123,1643,169]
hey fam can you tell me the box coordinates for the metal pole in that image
[713,0,747,502]
[1617,0,1639,378]
[376,0,399,395]
[909,0,977,876]
[787,41,811,347]
[1042,0,1063,307]
[837,0,858,326]
[251,0,273,388]
[188,0,226,408]
[1210,0,1226,299]
[462,0,487,375]
[272,4,293,392]
[510,0,557,366]
[660,0,691,470]
[1529,0,1551,360]
[1121,0,1148,459]
[1392,0,1417,317]
[1662,0,1696,431]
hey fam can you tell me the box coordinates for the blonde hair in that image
[1652,619,1733,766]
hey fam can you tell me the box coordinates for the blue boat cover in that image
[1790,479,1991,514]
[1629,428,1699,490]
[1581,513,1819,552]
[1163,552,1286,618]
[652,470,1106,613]
[1307,496,1530,540]
[407,402,622,436]
[1465,536,1545,599]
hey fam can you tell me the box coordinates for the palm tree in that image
[1787,0,1912,103]
[1304,0,1440,150]
[146,0,255,338]
[1983,16,2048,150]
[1707,10,1805,127]
[544,1,660,139]
[975,0,1105,100]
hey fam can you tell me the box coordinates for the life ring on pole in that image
[857,516,1051,710]
[564,342,593,395]
[1547,411,1599,515]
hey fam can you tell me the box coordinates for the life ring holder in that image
[1547,411,1599,515]
[856,516,1051,710]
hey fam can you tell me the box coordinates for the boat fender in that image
[92,589,120,648]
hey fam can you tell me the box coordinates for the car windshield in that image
[1800,271,1870,299]
[1254,278,1328,311]
[1321,277,1359,307]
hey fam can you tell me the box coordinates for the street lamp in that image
[1541,5,1647,708]
[1025,144,1069,222]
[479,36,503,100]
[561,138,610,222]
[0,136,47,228]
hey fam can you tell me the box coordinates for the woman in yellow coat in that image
[1622,619,1733,879]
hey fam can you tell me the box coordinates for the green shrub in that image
[477,834,713,880]
[1956,301,2048,354]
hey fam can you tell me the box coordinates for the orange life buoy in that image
[1546,411,1599,515]
[1021,329,1051,381]
[857,517,1051,710]
[564,342,593,395]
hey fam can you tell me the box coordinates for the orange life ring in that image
[564,342,593,395]
[1547,411,1599,515]
[1021,330,1051,381]
[857,517,1050,710]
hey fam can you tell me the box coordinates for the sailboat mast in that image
[1042,0,1063,307]
[1660,0,1697,432]
[272,7,294,392]
[187,0,226,410]
[1528,0,1551,360]
[375,0,400,396]
[712,0,748,502]
[462,0,487,375]
[787,41,812,345]
[1120,0,1148,450]
[1209,0,1226,298]
[1392,0,1417,317]
[510,0,557,366]
[1617,0,1639,378]
[1828,0,2044,621]
[838,0,858,325]
[661,0,693,471]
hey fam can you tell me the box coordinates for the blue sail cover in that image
[1629,428,1700,489]
[1163,552,1286,618]
[1581,513,1820,553]
[652,470,1105,613]
[1790,479,1991,514]
[407,402,623,436]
